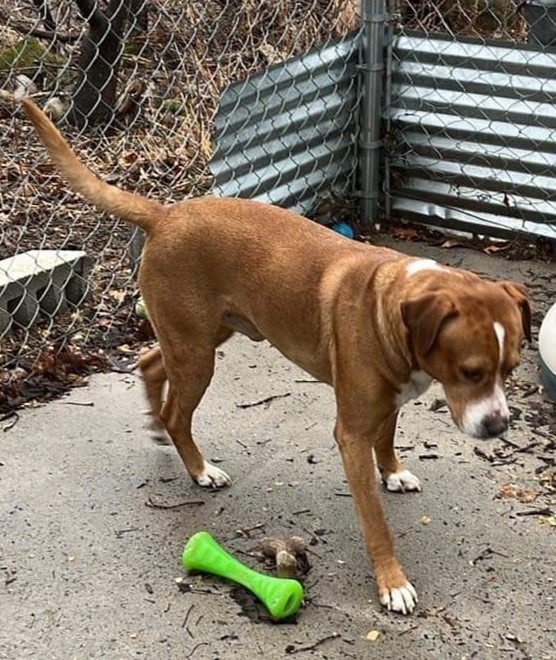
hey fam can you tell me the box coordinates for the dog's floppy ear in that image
[499,281,532,342]
[401,293,458,356]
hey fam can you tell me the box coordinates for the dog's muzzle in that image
[476,412,509,439]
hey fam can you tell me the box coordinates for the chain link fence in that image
[0,0,359,410]
[3,0,556,413]
[385,0,556,241]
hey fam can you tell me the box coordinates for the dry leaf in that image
[515,489,540,503]
[392,228,419,241]
[539,516,556,527]
[420,515,432,525]
[422,605,447,617]
[440,239,464,249]
[496,483,540,503]
[108,289,126,302]
[483,243,509,254]
[366,630,380,641]
[116,344,134,354]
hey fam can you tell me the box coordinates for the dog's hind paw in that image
[196,462,232,489]
[151,431,171,446]
[380,582,418,615]
[385,468,421,493]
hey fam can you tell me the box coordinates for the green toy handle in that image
[182,531,304,619]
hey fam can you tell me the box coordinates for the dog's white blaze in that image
[406,259,442,277]
[493,321,505,368]
[396,370,433,408]
[461,322,509,437]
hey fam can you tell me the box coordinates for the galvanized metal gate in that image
[386,31,556,241]
[208,1,556,242]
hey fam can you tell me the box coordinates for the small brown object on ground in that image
[260,536,309,578]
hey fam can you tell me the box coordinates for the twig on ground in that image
[181,603,195,637]
[184,642,209,658]
[237,393,291,408]
[146,496,205,509]
[285,632,341,654]
[235,522,265,538]
[1,412,19,431]
[515,507,554,517]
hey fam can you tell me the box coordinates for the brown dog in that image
[20,98,530,615]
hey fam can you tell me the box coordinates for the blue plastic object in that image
[331,222,354,239]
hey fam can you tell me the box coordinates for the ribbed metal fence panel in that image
[209,32,360,217]
[387,31,556,240]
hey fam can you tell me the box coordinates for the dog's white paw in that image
[380,582,418,615]
[385,468,421,493]
[196,462,232,489]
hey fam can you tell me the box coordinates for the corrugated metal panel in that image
[209,32,360,216]
[388,32,556,240]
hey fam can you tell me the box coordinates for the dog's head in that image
[401,280,530,439]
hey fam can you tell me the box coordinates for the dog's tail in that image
[20,98,164,232]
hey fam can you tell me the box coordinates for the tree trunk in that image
[31,0,57,33]
[68,0,130,129]
[129,0,149,37]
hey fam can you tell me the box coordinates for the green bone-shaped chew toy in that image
[182,531,304,619]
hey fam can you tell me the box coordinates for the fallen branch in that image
[6,23,79,43]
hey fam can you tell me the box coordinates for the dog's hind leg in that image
[160,328,233,489]
[138,346,167,437]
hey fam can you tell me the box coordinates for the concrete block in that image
[0,250,91,335]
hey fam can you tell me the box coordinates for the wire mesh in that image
[385,0,556,241]
[0,0,360,404]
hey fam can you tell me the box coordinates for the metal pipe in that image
[383,0,395,223]
[359,0,385,226]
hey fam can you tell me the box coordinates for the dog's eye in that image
[460,368,484,383]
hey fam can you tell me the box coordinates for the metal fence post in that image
[359,0,385,226]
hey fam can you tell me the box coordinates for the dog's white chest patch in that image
[396,370,433,408]
[406,259,442,277]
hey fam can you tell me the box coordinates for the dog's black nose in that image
[482,415,509,438]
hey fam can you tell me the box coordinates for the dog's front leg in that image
[334,414,417,614]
